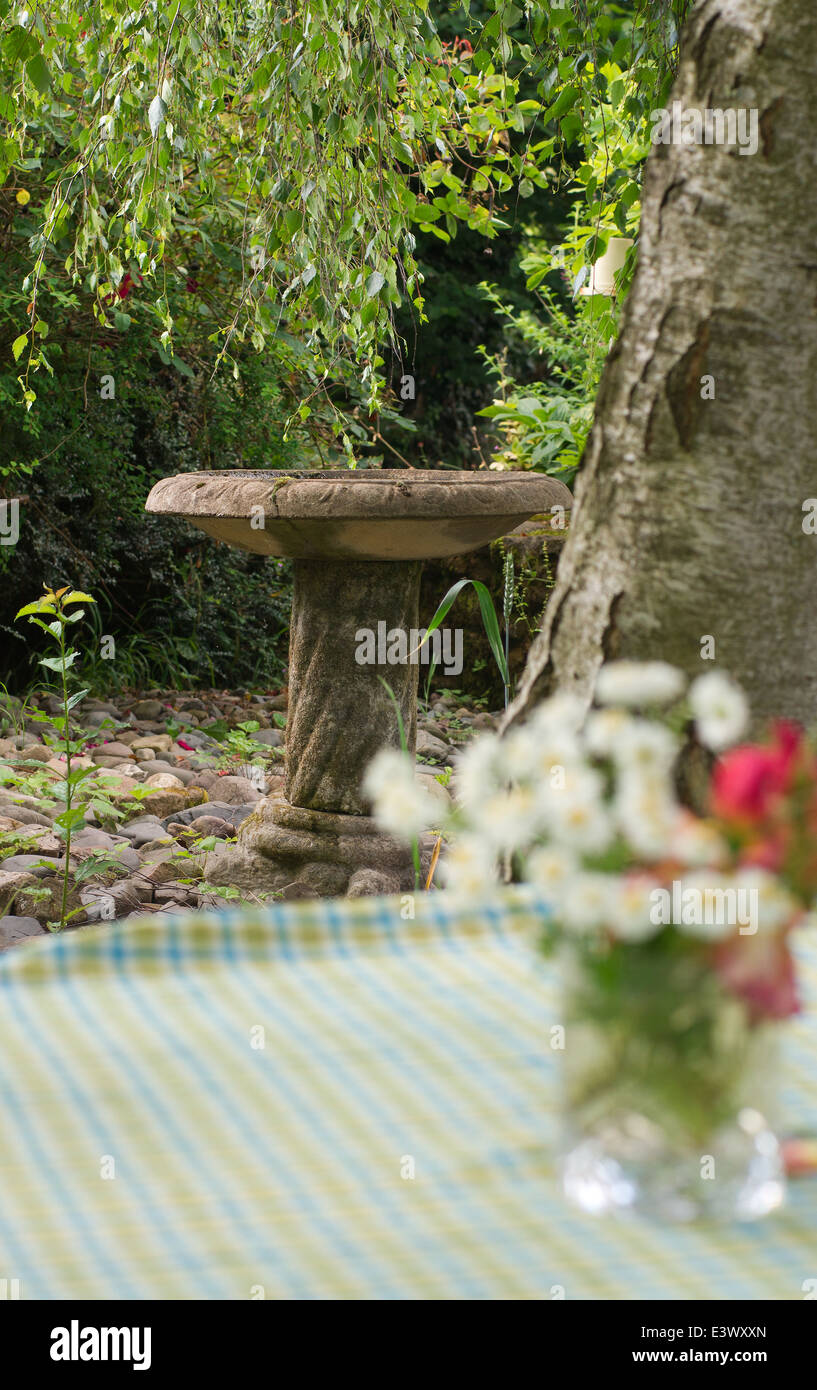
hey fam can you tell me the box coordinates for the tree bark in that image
[508,0,817,730]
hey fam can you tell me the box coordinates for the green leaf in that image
[365,270,385,297]
[542,85,580,125]
[15,599,51,618]
[25,52,50,94]
[419,578,509,686]
[62,590,96,605]
[2,25,38,65]
[38,652,78,672]
[67,765,95,787]
[12,334,28,362]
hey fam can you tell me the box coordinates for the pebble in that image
[143,772,186,792]
[132,734,173,752]
[1,855,57,876]
[0,870,38,910]
[249,728,284,747]
[416,729,453,762]
[129,699,164,720]
[20,744,53,763]
[83,710,120,728]
[71,828,126,851]
[415,769,453,811]
[0,816,26,834]
[161,801,255,830]
[91,742,134,761]
[136,790,191,819]
[200,775,261,806]
[0,915,45,946]
[175,731,221,751]
[117,817,167,846]
[0,801,53,827]
[169,815,235,840]
[0,681,486,938]
[153,887,196,905]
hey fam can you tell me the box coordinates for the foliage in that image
[422,576,510,705]
[13,584,124,928]
[1,0,545,414]
[477,272,607,480]
[0,2,694,690]
[469,1,692,479]
[2,2,690,405]
[0,239,297,689]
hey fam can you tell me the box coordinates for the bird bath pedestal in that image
[145,469,572,897]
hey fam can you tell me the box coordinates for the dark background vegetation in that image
[0,163,569,701]
[3,0,648,698]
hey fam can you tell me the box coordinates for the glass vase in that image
[559,935,786,1222]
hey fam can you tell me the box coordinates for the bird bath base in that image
[146,469,573,898]
[207,801,435,900]
[206,554,434,898]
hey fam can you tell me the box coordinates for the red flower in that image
[711,721,805,824]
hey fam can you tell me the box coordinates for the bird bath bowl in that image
[145,469,573,897]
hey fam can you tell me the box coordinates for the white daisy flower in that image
[503,723,583,784]
[670,814,727,868]
[559,872,616,934]
[672,871,741,941]
[453,732,504,809]
[529,691,588,738]
[609,876,664,942]
[584,707,637,759]
[470,783,546,853]
[613,718,679,777]
[439,835,500,898]
[594,661,686,709]
[732,867,801,934]
[544,766,615,855]
[689,671,749,751]
[526,845,580,899]
[363,748,436,840]
[614,769,679,859]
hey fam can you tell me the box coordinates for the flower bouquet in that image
[365,664,817,1221]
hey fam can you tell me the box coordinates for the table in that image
[0,888,815,1299]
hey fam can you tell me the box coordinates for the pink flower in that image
[176,738,194,751]
[713,932,801,1022]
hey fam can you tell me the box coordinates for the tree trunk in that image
[508,0,817,731]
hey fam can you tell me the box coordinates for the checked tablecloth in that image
[0,887,815,1300]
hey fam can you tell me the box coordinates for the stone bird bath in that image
[145,469,572,897]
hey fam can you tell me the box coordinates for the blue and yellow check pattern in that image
[0,887,815,1299]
